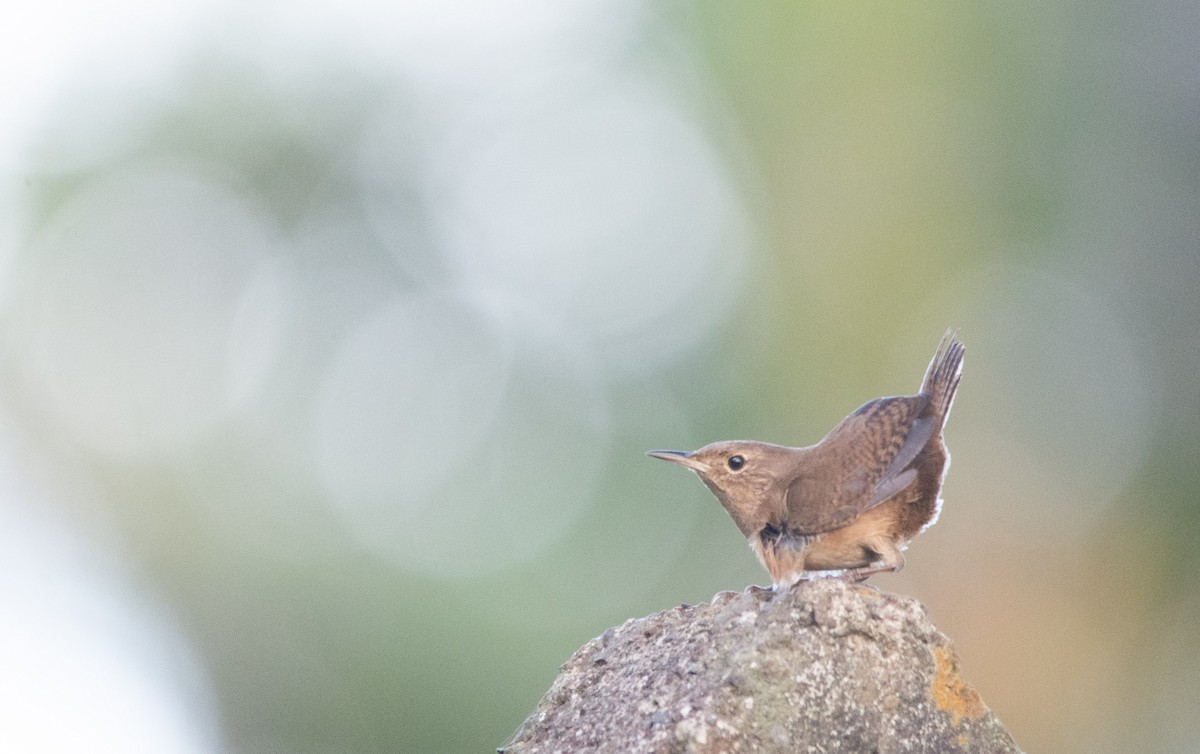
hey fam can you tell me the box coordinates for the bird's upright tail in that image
[920,331,965,426]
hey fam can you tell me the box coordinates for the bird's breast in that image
[757,522,814,552]
[750,525,817,587]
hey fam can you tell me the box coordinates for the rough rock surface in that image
[501,579,1020,754]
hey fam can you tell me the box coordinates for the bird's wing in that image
[783,395,933,535]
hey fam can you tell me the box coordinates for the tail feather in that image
[920,330,965,426]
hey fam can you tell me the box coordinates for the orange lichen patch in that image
[931,645,986,725]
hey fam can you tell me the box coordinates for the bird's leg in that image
[841,540,905,582]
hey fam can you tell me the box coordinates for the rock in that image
[500,579,1021,754]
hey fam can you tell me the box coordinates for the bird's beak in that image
[646,449,709,474]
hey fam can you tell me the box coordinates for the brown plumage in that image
[648,332,964,588]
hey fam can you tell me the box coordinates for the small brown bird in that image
[648,333,964,588]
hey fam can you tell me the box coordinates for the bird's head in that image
[647,441,796,537]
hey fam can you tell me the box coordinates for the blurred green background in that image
[2,2,1198,752]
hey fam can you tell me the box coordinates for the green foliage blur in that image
[2,2,1198,752]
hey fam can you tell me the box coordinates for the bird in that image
[647,332,964,588]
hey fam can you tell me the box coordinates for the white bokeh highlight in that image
[327,2,750,574]
[9,163,291,458]
[313,288,610,575]
[428,75,749,375]
[0,456,218,753]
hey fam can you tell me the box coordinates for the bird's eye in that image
[727,455,745,471]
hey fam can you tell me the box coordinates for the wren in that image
[648,332,964,588]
